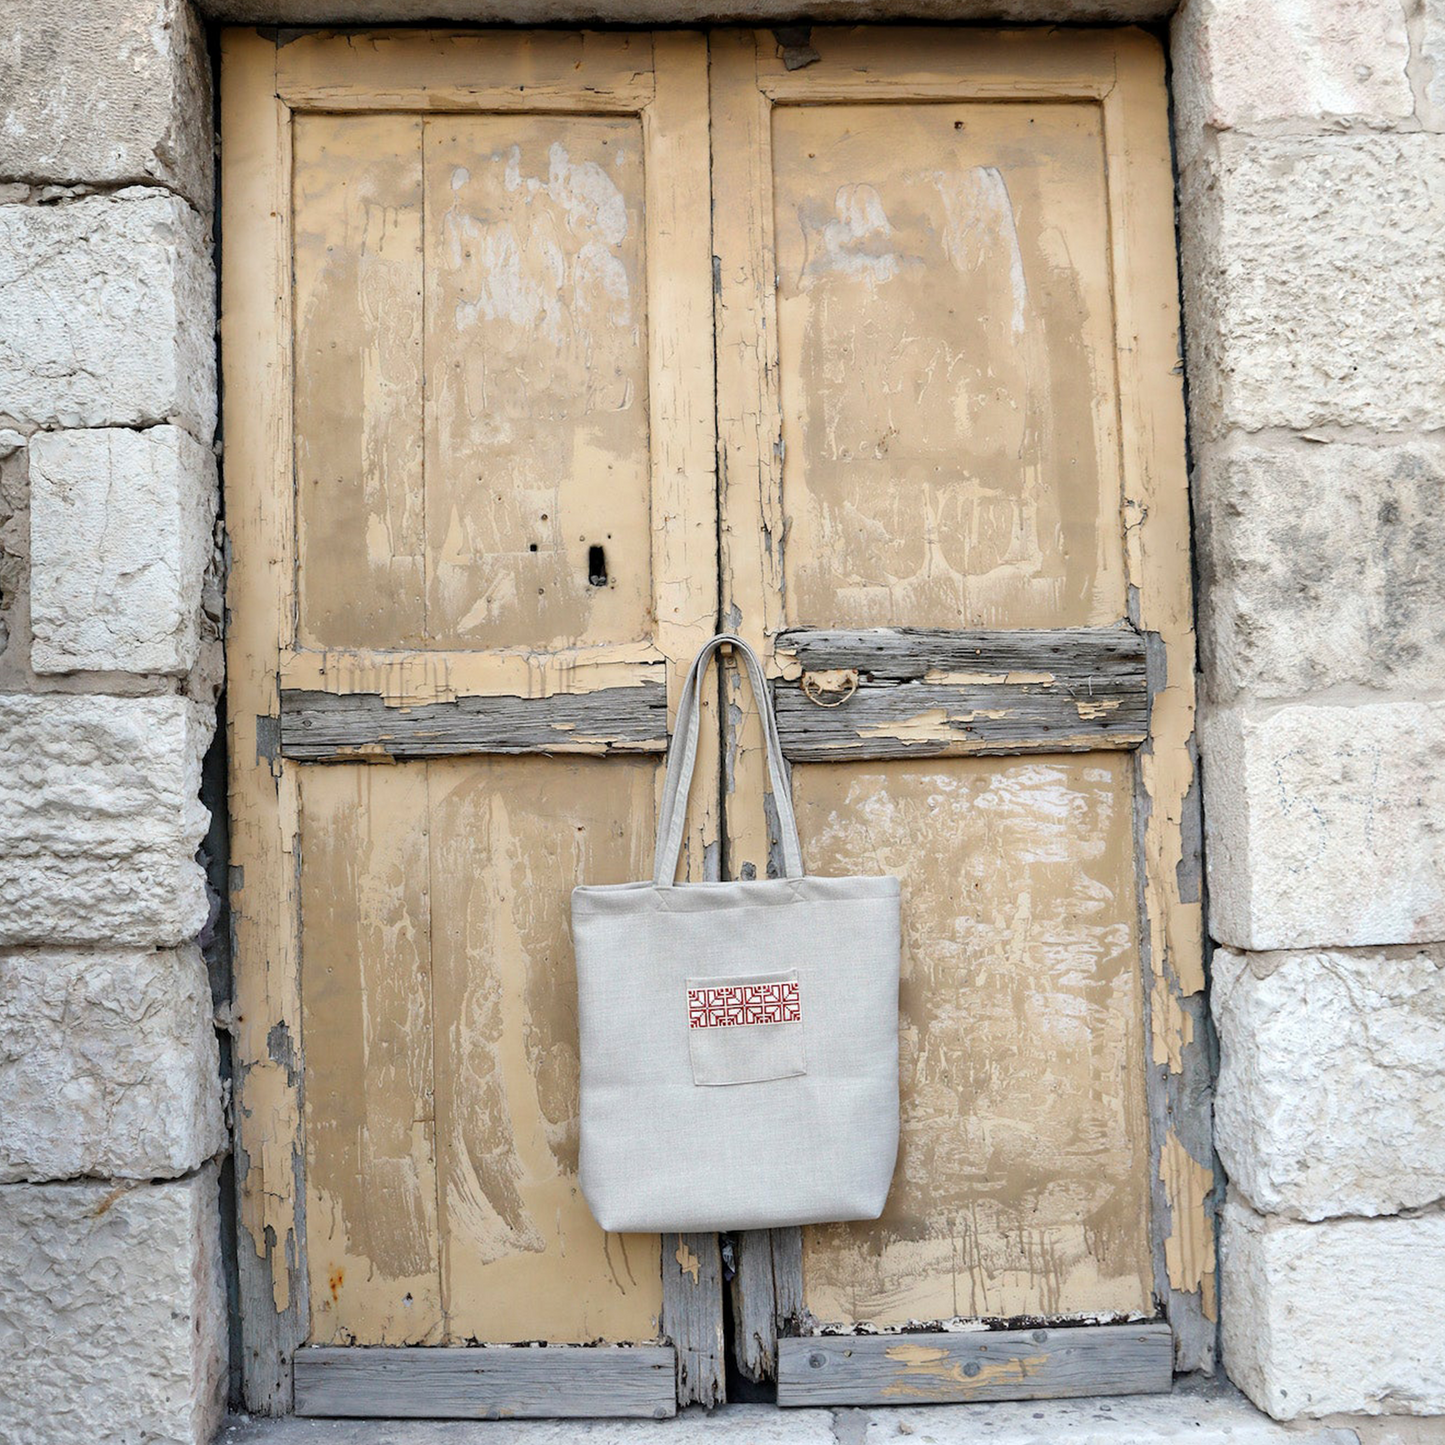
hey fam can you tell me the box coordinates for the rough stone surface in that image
[1171,0,1413,167]
[1200,700,1445,951]
[0,693,211,946]
[0,1169,226,1445]
[1418,0,1445,130]
[28,427,217,676]
[0,0,213,212]
[1221,1192,1445,1419]
[1193,439,1445,702]
[0,190,215,438]
[1178,134,1445,436]
[1213,945,1445,1220]
[217,1383,1356,1443]
[0,945,224,1183]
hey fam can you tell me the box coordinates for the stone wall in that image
[1172,0,1445,1419]
[0,2,229,1442]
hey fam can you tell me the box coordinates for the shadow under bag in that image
[571,633,901,1234]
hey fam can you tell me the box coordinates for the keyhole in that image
[587,544,608,587]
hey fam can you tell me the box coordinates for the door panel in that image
[793,756,1151,1326]
[771,100,1124,631]
[223,28,718,1410]
[711,26,1208,1389]
[426,756,663,1344]
[422,116,654,650]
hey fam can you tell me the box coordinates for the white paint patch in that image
[447,138,634,343]
[933,165,1029,339]
[799,182,905,290]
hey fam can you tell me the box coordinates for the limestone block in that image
[0,945,224,1183]
[0,0,212,212]
[1213,946,1445,1220]
[1200,701,1445,950]
[0,191,215,438]
[1194,440,1445,701]
[1179,134,1445,436]
[29,427,217,675]
[1419,0,1445,131]
[0,1170,226,1445]
[0,694,211,947]
[1221,1192,1445,1418]
[1171,0,1412,166]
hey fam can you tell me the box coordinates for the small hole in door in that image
[587,545,608,587]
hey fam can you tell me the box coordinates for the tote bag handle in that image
[653,634,804,886]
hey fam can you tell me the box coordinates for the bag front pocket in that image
[686,969,806,1087]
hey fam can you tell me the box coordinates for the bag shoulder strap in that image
[653,634,804,887]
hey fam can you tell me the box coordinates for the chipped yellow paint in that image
[879,1342,1044,1397]
[429,757,663,1342]
[1151,986,1197,1075]
[674,1242,702,1284]
[1160,1130,1217,1320]
[224,28,718,1363]
[221,30,306,1320]
[712,27,1206,1339]
[301,765,443,1344]
[795,759,1153,1325]
[1075,698,1125,720]
[280,646,663,708]
[773,96,1125,634]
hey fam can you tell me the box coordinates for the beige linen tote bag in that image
[571,634,901,1234]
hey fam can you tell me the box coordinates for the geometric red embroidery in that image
[687,980,801,1029]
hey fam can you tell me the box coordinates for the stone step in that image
[219,1382,1360,1445]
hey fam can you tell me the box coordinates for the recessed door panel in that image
[793,756,1152,1327]
[772,100,1123,631]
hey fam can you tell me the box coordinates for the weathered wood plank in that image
[731,1226,806,1383]
[777,1324,1173,1406]
[278,684,667,761]
[663,1233,726,1407]
[772,627,1149,761]
[293,1345,677,1419]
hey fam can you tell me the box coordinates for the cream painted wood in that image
[222,27,719,1412]
[711,27,1209,1383]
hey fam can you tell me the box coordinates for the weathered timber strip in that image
[772,626,1150,761]
[663,1233,726,1408]
[776,1323,1172,1407]
[776,624,1148,681]
[292,1345,678,1419]
[731,1226,806,1383]
[278,683,668,761]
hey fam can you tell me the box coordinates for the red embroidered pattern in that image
[688,981,800,1030]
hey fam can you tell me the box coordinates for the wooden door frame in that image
[220,21,1214,1416]
[220,27,721,1414]
[710,26,1214,1393]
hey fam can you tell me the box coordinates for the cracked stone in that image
[0,190,215,438]
[1213,945,1445,1219]
[0,693,211,946]
[29,426,217,675]
[0,944,225,1183]
[0,1169,226,1445]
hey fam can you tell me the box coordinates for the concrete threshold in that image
[220,1377,1371,1445]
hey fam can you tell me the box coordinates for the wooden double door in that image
[221,25,1210,1418]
